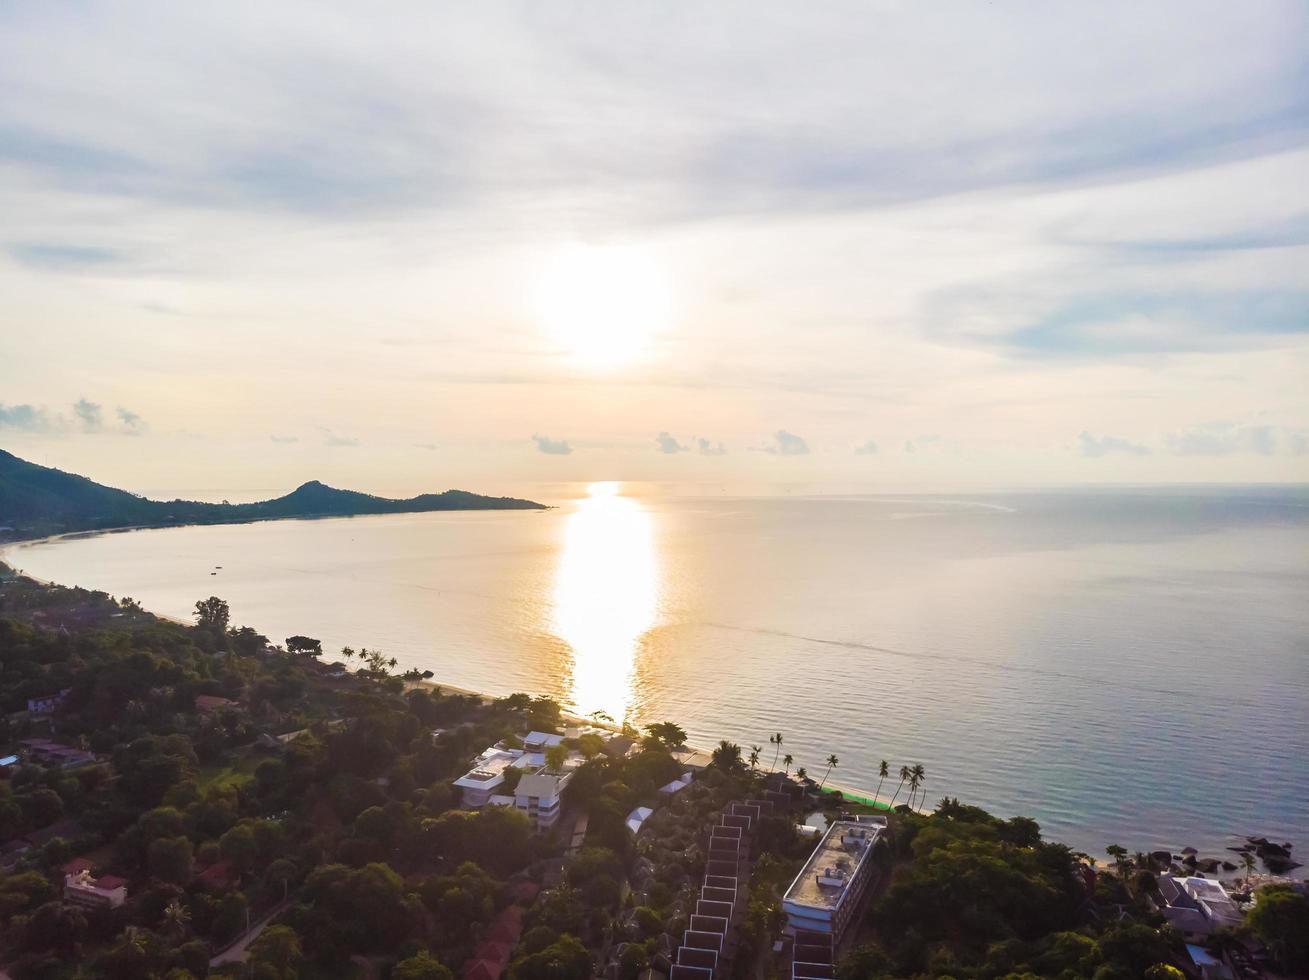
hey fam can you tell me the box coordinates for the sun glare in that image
[535,244,670,367]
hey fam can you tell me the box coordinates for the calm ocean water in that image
[8,485,1308,858]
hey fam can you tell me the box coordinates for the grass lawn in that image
[197,753,258,793]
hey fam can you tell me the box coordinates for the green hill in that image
[0,448,545,539]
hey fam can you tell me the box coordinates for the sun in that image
[535,244,670,367]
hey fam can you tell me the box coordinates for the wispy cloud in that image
[1164,422,1277,456]
[697,437,728,457]
[532,434,573,455]
[116,406,146,435]
[270,434,299,444]
[854,438,878,455]
[7,242,121,271]
[1078,431,1151,457]
[73,398,102,432]
[760,430,809,456]
[0,403,53,432]
[654,431,686,454]
[323,431,358,447]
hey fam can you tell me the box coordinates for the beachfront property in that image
[1153,874,1242,937]
[782,818,885,944]
[63,869,128,909]
[512,770,573,830]
[453,748,523,807]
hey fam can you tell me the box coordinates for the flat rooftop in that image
[784,819,881,912]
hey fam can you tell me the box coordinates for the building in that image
[194,695,239,714]
[1155,874,1242,936]
[513,770,572,830]
[0,754,19,778]
[454,749,521,807]
[27,690,70,714]
[19,738,96,769]
[64,869,128,909]
[782,819,884,944]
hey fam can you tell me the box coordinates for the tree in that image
[748,745,761,771]
[162,898,191,938]
[148,836,194,885]
[285,635,322,657]
[230,626,268,656]
[769,732,784,772]
[643,721,687,750]
[1105,844,1130,879]
[510,934,593,980]
[219,823,258,876]
[545,743,569,772]
[782,753,793,776]
[1246,885,1309,973]
[394,950,455,980]
[889,765,910,807]
[266,858,297,901]
[873,760,889,808]
[194,596,230,633]
[818,754,839,790]
[908,763,925,809]
[795,767,807,782]
[711,740,741,771]
[1145,966,1184,980]
[1241,850,1256,881]
[249,924,303,980]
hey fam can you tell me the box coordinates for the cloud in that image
[697,437,727,456]
[759,430,810,456]
[73,398,102,432]
[0,403,53,431]
[532,434,573,455]
[854,438,879,455]
[270,434,299,444]
[7,242,121,271]
[903,435,944,454]
[655,431,686,454]
[1164,422,1278,456]
[324,432,358,447]
[414,442,438,450]
[116,406,146,435]
[1078,431,1151,457]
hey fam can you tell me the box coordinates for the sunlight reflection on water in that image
[550,482,658,721]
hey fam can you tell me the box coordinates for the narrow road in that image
[209,896,292,967]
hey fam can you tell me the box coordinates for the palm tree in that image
[769,733,784,772]
[873,760,889,809]
[1241,850,1256,882]
[1105,844,1130,879]
[795,767,808,783]
[909,764,926,809]
[712,740,742,771]
[341,646,355,660]
[818,754,839,790]
[162,899,191,938]
[782,753,793,776]
[889,765,911,808]
[907,769,921,810]
[748,746,761,771]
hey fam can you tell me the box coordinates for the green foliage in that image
[643,721,688,750]
[248,924,304,980]
[510,933,593,980]
[1246,884,1309,973]
[394,950,456,980]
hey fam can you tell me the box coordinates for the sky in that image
[1,1,1307,497]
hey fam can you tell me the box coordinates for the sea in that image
[6,483,1308,860]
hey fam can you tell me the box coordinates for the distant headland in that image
[0,448,546,541]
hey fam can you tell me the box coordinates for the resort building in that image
[26,690,69,714]
[513,770,572,830]
[1154,874,1242,936]
[782,819,884,944]
[19,738,97,769]
[454,749,522,807]
[63,869,128,909]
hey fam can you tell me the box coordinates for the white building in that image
[514,770,573,830]
[782,819,883,943]
[453,749,522,807]
[64,870,127,909]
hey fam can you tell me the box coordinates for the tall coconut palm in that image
[910,764,926,809]
[907,764,924,809]
[748,746,761,771]
[818,754,839,790]
[872,760,889,809]
[889,765,911,808]
[795,767,808,782]
[769,733,784,773]
[782,754,794,776]
[1241,850,1256,882]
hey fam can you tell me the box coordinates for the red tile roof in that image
[63,857,95,875]
[464,959,504,980]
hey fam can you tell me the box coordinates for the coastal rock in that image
[1262,855,1301,874]
[1182,853,1198,866]
[1181,846,1198,856]
[1197,858,1221,873]
[1150,850,1173,866]
[1222,861,1238,871]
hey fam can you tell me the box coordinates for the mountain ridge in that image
[0,448,546,540]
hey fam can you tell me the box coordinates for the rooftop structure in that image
[454,749,522,807]
[782,819,883,943]
[523,731,565,751]
[626,806,654,835]
[64,869,127,909]
[20,738,97,769]
[1156,874,1242,936]
[513,770,573,830]
[27,690,70,714]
